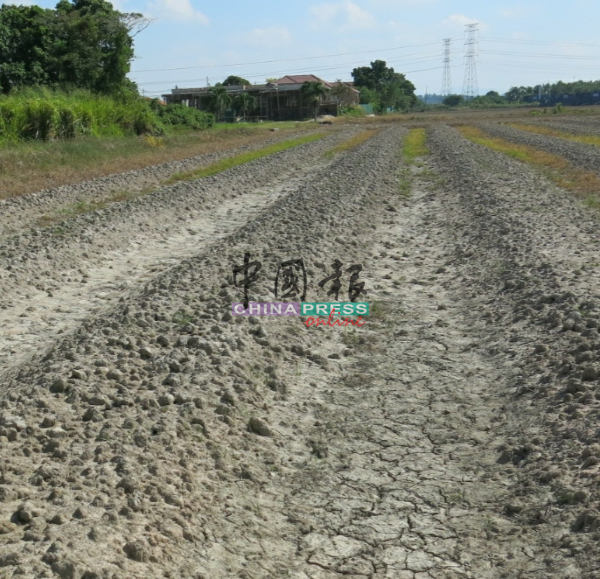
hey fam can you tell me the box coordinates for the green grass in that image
[37,189,141,226]
[583,196,600,210]
[324,129,379,158]
[398,170,411,198]
[212,121,304,132]
[172,310,193,326]
[398,128,430,198]
[0,120,311,200]
[166,132,326,183]
[370,300,387,320]
[402,128,429,162]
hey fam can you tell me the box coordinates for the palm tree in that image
[206,86,232,120]
[300,81,329,121]
[232,93,256,119]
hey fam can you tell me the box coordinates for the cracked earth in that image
[1,119,600,578]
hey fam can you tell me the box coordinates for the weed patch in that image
[402,128,429,162]
[324,129,379,157]
[398,170,411,198]
[508,123,600,148]
[166,133,326,184]
[458,125,600,204]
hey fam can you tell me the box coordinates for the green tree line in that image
[0,0,150,96]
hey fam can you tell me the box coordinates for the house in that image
[162,74,360,121]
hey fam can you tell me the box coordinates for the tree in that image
[300,81,329,120]
[443,94,464,107]
[352,60,416,113]
[206,86,231,119]
[0,0,149,95]
[0,5,53,93]
[378,73,416,112]
[358,86,377,106]
[232,92,256,118]
[223,75,250,86]
[351,60,395,92]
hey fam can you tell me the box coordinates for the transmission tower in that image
[441,38,452,96]
[462,23,479,100]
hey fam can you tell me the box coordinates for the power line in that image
[481,50,600,61]
[131,54,443,87]
[136,64,448,90]
[481,37,600,48]
[131,40,444,74]
[441,38,452,96]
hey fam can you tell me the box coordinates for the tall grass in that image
[0,88,163,143]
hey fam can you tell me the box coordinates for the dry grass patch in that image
[0,124,313,200]
[508,123,600,147]
[324,129,380,157]
[458,125,600,202]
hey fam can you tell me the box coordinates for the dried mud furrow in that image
[0,122,598,579]
[0,127,358,379]
[0,128,326,240]
[0,126,409,578]
[523,119,600,138]
[478,121,600,174]
[428,123,600,577]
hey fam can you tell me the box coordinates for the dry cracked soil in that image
[2,119,600,579]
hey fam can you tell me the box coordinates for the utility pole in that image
[441,38,452,96]
[462,23,479,100]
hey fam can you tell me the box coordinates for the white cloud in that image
[444,14,489,31]
[239,27,293,48]
[445,14,477,27]
[310,1,376,32]
[149,0,209,24]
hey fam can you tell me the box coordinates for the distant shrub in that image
[443,94,464,107]
[152,102,215,130]
[341,105,366,118]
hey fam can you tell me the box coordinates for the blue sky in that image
[22,0,600,97]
